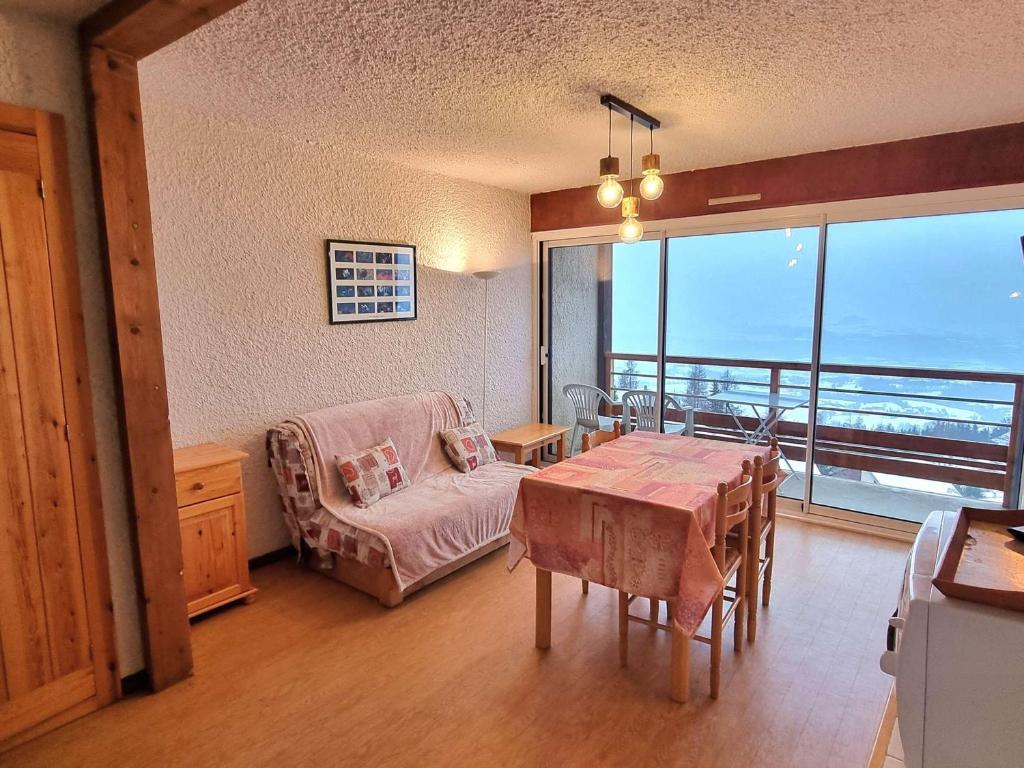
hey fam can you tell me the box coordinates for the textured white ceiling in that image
[138,0,1024,194]
[0,0,105,21]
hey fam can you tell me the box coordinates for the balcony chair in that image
[621,389,696,436]
[562,383,617,457]
[578,421,621,596]
[619,459,752,699]
[745,438,784,643]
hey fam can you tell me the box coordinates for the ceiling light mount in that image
[599,94,661,131]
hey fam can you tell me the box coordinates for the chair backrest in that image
[562,383,612,429]
[622,389,658,432]
[622,390,690,434]
[751,440,784,528]
[713,459,752,570]
[581,421,621,452]
[761,438,784,493]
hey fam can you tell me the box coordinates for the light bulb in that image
[597,176,624,208]
[639,171,664,201]
[619,216,644,244]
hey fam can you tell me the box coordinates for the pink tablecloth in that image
[508,432,771,635]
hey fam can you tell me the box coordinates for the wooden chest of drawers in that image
[172,443,256,618]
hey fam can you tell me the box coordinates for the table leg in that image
[532,447,541,467]
[618,591,629,667]
[556,434,565,463]
[515,446,525,465]
[671,622,690,703]
[726,404,754,444]
[536,568,551,649]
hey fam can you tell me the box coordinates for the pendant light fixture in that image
[595,94,663,243]
[639,126,664,200]
[596,104,624,208]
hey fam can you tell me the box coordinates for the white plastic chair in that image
[562,383,617,456]
[621,390,695,436]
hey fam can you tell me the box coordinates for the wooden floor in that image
[7,519,908,768]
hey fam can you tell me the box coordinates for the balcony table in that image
[708,389,808,471]
[508,432,770,702]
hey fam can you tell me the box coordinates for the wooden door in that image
[0,111,117,748]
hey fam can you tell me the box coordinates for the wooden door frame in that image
[81,1,249,692]
[0,102,119,749]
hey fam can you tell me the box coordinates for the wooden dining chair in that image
[746,438,785,642]
[619,459,752,699]
[579,421,621,595]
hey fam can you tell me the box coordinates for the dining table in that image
[508,431,771,702]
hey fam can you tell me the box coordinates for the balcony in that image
[600,352,1023,524]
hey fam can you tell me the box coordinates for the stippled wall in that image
[549,245,600,454]
[140,99,534,557]
[0,9,145,674]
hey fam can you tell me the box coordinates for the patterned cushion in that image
[335,438,411,508]
[440,424,497,473]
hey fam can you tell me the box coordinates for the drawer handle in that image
[192,481,206,491]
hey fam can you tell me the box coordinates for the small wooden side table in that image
[490,423,570,467]
[173,443,257,618]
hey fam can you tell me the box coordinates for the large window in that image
[543,201,1024,527]
[664,226,820,501]
[811,210,1024,520]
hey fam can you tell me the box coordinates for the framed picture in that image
[325,239,417,324]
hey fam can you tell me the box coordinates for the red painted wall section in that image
[530,122,1024,232]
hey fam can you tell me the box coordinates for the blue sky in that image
[611,209,1024,373]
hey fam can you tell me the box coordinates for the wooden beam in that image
[82,0,248,59]
[531,122,1024,232]
[85,45,192,690]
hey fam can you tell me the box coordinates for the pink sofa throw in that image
[282,391,535,590]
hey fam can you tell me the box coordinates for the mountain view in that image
[606,209,1024,506]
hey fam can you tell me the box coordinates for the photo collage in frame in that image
[326,240,417,324]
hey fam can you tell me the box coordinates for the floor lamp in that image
[472,270,500,429]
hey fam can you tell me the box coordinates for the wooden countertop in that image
[173,443,249,474]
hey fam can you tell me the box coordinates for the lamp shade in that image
[472,270,500,281]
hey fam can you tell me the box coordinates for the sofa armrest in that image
[266,424,323,553]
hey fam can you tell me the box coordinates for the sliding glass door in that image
[810,210,1024,522]
[541,200,1024,526]
[664,224,820,501]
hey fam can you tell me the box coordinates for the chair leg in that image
[649,597,659,623]
[763,497,777,607]
[581,579,589,595]
[734,561,746,653]
[747,537,759,644]
[711,591,723,699]
[569,424,580,458]
[618,591,629,667]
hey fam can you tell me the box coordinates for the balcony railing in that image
[602,352,1024,506]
